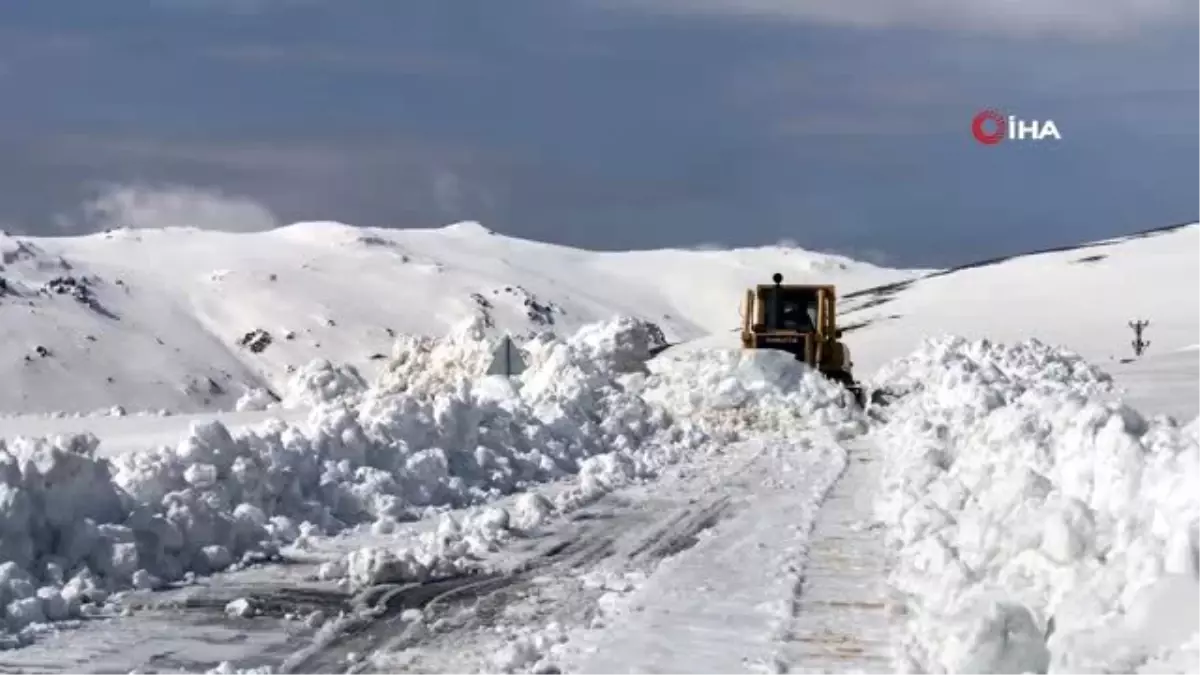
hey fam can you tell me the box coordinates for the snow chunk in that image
[374,315,497,398]
[224,597,255,618]
[235,387,278,412]
[281,359,367,407]
[565,316,667,374]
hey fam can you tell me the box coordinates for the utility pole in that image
[1129,319,1151,357]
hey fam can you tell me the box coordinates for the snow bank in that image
[0,432,278,647]
[0,315,859,645]
[874,336,1199,673]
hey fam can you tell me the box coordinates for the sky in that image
[0,0,1196,267]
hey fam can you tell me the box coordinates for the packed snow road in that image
[320,433,846,675]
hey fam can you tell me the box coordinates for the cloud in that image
[14,132,521,235]
[599,0,1197,38]
[429,168,503,220]
[57,183,280,234]
[432,169,467,216]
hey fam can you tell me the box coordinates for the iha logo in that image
[971,109,1062,145]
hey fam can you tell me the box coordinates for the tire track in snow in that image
[281,489,739,673]
[565,438,851,674]
[773,440,893,672]
[339,441,783,673]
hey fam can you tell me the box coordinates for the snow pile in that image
[324,505,522,589]
[374,316,497,398]
[325,316,864,590]
[636,347,866,440]
[280,359,368,408]
[321,318,711,589]
[376,316,666,398]
[565,316,669,374]
[874,336,1199,673]
[234,387,277,412]
[0,432,277,647]
[0,317,700,642]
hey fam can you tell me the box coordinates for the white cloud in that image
[60,183,280,234]
[602,0,1196,38]
[432,169,467,216]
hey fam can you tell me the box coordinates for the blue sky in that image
[0,0,1195,266]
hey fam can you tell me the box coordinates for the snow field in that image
[0,315,862,648]
[872,336,1199,673]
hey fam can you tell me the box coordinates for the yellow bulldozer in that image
[740,272,866,406]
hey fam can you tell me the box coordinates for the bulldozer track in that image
[776,440,893,672]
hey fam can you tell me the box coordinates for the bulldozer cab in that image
[742,273,839,344]
[765,288,821,333]
[740,272,850,370]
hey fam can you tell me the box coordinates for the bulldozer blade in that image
[839,382,866,408]
[838,382,896,411]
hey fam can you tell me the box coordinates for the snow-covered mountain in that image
[0,220,915,416]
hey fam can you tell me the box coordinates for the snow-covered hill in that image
[0,221,914,416]
[9,217,1194,421]
[841,222,1198,370]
